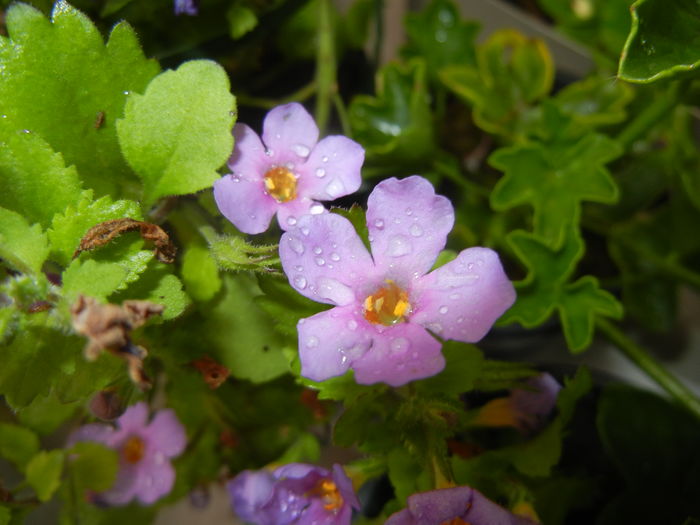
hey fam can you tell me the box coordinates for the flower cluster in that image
[227,463,359,525]
[214,103,364,234]
[69,402,186,505]
[386,486,536,525]
[279,176,516,386]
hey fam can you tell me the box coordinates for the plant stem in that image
[596,317,700,420]
[236,82,317,110]
[616,81,687,148]
[332,93,352,137]
[315,0,336,134]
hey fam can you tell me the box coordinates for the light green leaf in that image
[67,441,119,494]
[62,259,129,303]
[112,264,190,320]
[18,393,81,436]
[0,1,160,196]
[117,60,237,206]
[0,121,82,228]
[0,207,49,275]
[181,244,222,302]
[47,191,143,267]
[227,4,258,39]
[0,423,40,471]
[554,75,634,126]
[0,507,9,525]
[26,450,65,502]
[619,0,700,83]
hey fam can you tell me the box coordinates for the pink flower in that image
[214,103,365,234]
[279,176,516,386]
[69,402,186,505]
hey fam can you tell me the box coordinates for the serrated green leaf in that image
[67,441,119,494]
[554,75,634,126]
[402,0,479,80]
[62,259,129,303]
[18,393,80,436]
[619,0,700,83]
[349,60,435,172]
[117,60,237,205]
[112,264,190,320]
[0,207,49,275]
[0,121,82,228]
[440,29,553,138]
[47,190,143,267]
[0,1,160,196]
[26,449,65,501]
[490,123,621,247]
[181,244,222,302]
[504,230,623,352]
[415,341,484,397]
[0,423,40,471]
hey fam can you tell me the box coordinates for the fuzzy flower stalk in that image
[68,402,186,505]
[227,463,359,525]
[214,103,364,234]
[280,176,516,386]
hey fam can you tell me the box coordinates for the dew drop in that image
[315,257,325,266]
[265,148,274,157]
[449,292,460,300]
[315,168,326,178]
[123,90,131,96]
[306,336,319,348]
[325,179,344,198]
[386,235,412,257]
[427,322,443,334]
[313,246,323,255]
[409,223,423,237]
[301,227,310,236]
[467,262,475,271]
[330,252,340,261]
[393,217,401,224]
[294,275,307,289]
[322,155,329,163]
[294,265,303,272]
[390,337,409,354]
[288,237,304,255]
[347,319,358,330]
[439,305,449,314]
[457,317,464,323]
[292,144,311,157]
[310,203,325,215]
[373,219,385,229]
[405,207,413,216]
[287,216,297,226]
[231,174,241,183]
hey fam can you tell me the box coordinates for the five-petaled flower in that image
[279,176,516,386]
[227,463,359,525]
[214,103,365,234]
[69,402,186,505]
[385,486,536,525]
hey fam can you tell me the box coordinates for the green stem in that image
[332,93,352,137]
[236,82,317,110]
[596,317,700,420]
[616,81,687,148]
[315,0,336,134]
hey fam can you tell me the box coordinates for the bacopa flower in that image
[474,373,561,432]
[69,402,186,505]
[279,176,515,386]
[227,463,359,525]
[385,486,536,525]
[214,103,364,234]
[174,0,198,15]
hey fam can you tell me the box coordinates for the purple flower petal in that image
[116,402,149,434]
[510,373,561,431]
[262,103,319,163]
[332,464,360,510]
[301,136,364,201]
[68,423,115,447]
[228,470,277,524]
[174,0,197,15]
[352,323,445,386]
[276,196,326,231]
[214,174,278,234]
[147,409,186,458]
[134,460,176,505]
[280,213,375,306]
[228,123,268,176]
[412,247,516,342]
[298,305,373,382]
[366,176,454,282]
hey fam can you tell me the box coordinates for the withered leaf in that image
[71,295,164,389]
[73,218,177,263]
[191,355,230,389]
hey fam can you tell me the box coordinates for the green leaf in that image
[0,207,49,275]
[331,204,370,251]
[0,121,82,228]
[47,190,143,267]
[415,341,484,397]
[440,29,553,137]
[0,507,9,525]
[61,259,129,303]
[349,60,435,172]
[227,4,258,39]
[17,393,80,435]
[202,274,290,383]
[619,0,700,83]
[387,448,431,504]
[112,264,190,320]
[402,0,480,80]
[26,450,65,502]
[181,244,222,302]
[275,433,321,465]
[490,118,621,247]
[554,75,634,126]
[503,230,623,352]
[0,1,160,196]
[67,441,119,494]
[0,423,40,471]
[117,60,237,205]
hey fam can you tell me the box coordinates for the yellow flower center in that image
[363,280,411,326]
[307,479,344,512]
[264,166,297,202]
[122,435,145,464]
[440,519,470,525]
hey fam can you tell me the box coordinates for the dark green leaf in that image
[415,341,484,397]
[17,393,80,436]
[66,441,119,494]
[0,423,40,471]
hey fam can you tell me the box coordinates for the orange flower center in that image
[122,436,145,464]
[307,478,344,512]
[264,166,297,202]
[440,519,470,525]
[363,280,411,325]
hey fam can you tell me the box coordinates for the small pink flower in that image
[214,103,365,234]
[69,402,186,505]
[280,176,516,386]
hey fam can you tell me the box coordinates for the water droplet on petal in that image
[231,174,241,182]
[310,203,325,215]
[449,292,460,300]
[313,246,323,255]
[330,252,340,261]
[294,265,303,272]
[306,336,319,348]
[317,277,355,304]
[287,216,297,226]
[373,219,385,229]
[265,148,274,157]
[386,235,412,257]
[301,227,310,236]
[325,179,344,198]
[315,257,325,266]
[347,319,357,330]
[405,207,413,216]
[292,144,310,157]
[439,305,449,314]
[294,275,307,289]
[322,155,329,163]
[409,224,423,237]
[390,337,409,354]
[467,262,474,271]
[457,317,464,323]
[315,168,326,178]
[288,237,304,255]
[427,322,443,334]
